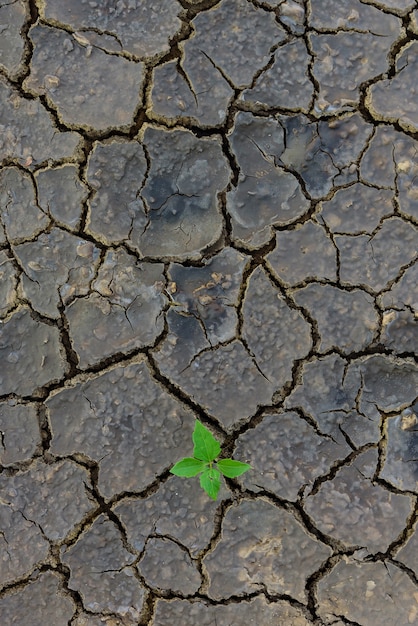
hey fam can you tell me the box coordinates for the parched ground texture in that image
[0,0,417,624]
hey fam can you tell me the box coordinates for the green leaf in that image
[217,458,251,478]
[170,457,208,477]
[200,468,221,500]
[192,420,221,463]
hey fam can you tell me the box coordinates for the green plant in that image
[170,420,251,500]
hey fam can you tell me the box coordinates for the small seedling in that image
[170,420,251,500]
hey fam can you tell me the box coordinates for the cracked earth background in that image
[0,0,417,624]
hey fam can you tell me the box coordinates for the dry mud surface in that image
[0,1,417,624]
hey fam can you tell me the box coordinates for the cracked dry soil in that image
[0,0,417,624]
